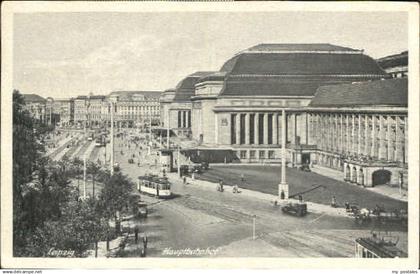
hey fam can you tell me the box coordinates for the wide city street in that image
[46,128,408,257]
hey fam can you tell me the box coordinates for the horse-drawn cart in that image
[351,205,408,226]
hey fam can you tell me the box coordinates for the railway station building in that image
[162,43,408,188]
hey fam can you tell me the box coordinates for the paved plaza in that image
[197,165,407,210]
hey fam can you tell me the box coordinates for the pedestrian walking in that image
[183,176,187,185]
[134,226,139,244]
[240,173,245,182]
[143,235,148,249]
[298,195,303,203]
[331,196,337,208]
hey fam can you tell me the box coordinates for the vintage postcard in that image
[1,1,419,269]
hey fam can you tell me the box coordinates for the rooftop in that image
[309,78,407,107]
[173,71,216,102]
[240,43,361,54]
[108,91,162,102]
[218,43,386,97]
[377,51,408,70]
[109,91,161,97]
[22,94,46,103]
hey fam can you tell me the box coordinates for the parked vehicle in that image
[200,162,209,170]
[188,164,202,174]
[179,165,189,175]
[136,202,148,218]
[281,202,308,217]
[299,164,311,172]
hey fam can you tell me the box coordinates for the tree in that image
[99,173,133,234]
[86,162,101,198]
[13,90,46,254]
[23,199,109,257]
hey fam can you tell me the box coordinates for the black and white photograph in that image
[1,1,418,270]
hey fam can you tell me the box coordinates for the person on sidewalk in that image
[331,196,337,208]
[233,184,239,193]
[183,176,187,185]
[143,234,148,249]
[134,226,139,244]
[298,195,303,203]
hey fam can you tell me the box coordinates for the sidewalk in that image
[166,172,351,218]
[311,165,407,202]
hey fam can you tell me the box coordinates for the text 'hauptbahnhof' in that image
[160,44,408,188]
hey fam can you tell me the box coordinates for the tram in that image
[355,232,407,258]
[137,174,172,198]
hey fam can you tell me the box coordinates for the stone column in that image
[245,113,250,145]
[235,113,241,145]
[331,113,337,151]
[326,114,330,151]
[340,114,343,153]
[320,114,324,149]
[395,116,401,162]
[387,115,392,161]
[290,113,296,145]
[378,115,386,160]
[351,114,355,155]
[371,115,376,158]
[404,116,408,163]
[254,113,259,145]
[263,113,269,145]
[364,114,369,156]
[278,112,283,145]
[308,114,313,145]
[344,115,349,154]
[323,114,326,150]
[273,113,278,145]
[334,114,338,152]
[357,114,362,155]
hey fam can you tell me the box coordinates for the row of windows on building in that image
[177,110,192,128]
[238,150,276,160]
[230,113,280,145]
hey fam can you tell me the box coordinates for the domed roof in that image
[172,71,215,102]
[218,43,387,97]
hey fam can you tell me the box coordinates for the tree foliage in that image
[99,172,133,220]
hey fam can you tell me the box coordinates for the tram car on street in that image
[138,175,172,198]
[355,231,407,258]
[95,133,106,147]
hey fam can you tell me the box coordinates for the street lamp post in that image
[110,101,114,175]
[252,215,256,240]
[279,109,289,200]
[83,154,87,199]
[166,110,170,149]
[177,147,181,177]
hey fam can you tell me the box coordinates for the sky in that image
[13,11,408,98]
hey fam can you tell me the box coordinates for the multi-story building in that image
[88,95,106,127]
[164,71,215,138]
[307,78,407,187]
[74,96,88,127]
[377,51,408,78]
[159,89,176,128]
[164,43,408,188]
[53,98,74,126]
[104,91,161,128]
[22,94,46,122]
